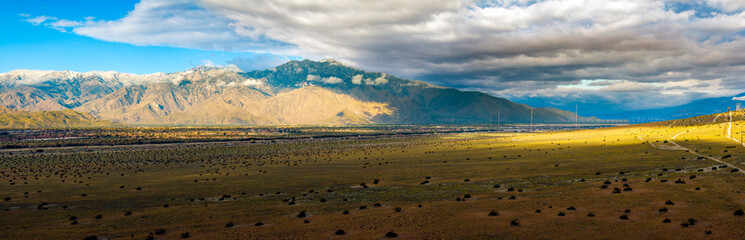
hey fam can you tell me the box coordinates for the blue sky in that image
[0,0,293,74]
[3,0,745,116]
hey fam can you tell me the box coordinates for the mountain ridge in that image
[0,60,601,125]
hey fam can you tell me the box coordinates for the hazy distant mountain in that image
[598,93,745,123]
[0,106,116,129]
[0,59,600,125]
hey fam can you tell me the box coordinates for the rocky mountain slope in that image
[0,106,116,129]
[0,60,599,125]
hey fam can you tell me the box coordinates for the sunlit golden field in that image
[2,113,745,239]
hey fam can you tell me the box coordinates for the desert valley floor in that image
[2,113,745,239]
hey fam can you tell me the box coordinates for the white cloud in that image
[351,74,363,85]
[241,78,264,86]
[201,60,215,67]
[24,15,57,25]
[22,0,745,112]
[306,74,319,81]
[364,74,388,85]
[322,76,343,84]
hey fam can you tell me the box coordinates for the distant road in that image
[0,129,499,155]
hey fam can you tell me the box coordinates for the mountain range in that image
[598,93,745,123]
[0,59,600,125]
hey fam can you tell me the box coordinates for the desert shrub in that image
[665,200,675,205]
[587,212,595,217]
[395,207,402,212]
[510,219,519,226]
[335,230,346,235]
[687,218,697,225]
[663,218,671,223]
[155,229,166,235]
[618,214,628,220]
[83,235,97,240]
[254,221,264,226]
[225,222,234,228]
[181,232,190,238]
[735,209,744,216]
[557,212,565,216]
[385,231,398,238]
[488,210,499,216]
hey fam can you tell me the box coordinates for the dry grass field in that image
[2,113,745,239]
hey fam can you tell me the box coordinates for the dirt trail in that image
[638,113,745,174]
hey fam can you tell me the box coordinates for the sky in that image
[3,0,745,116]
